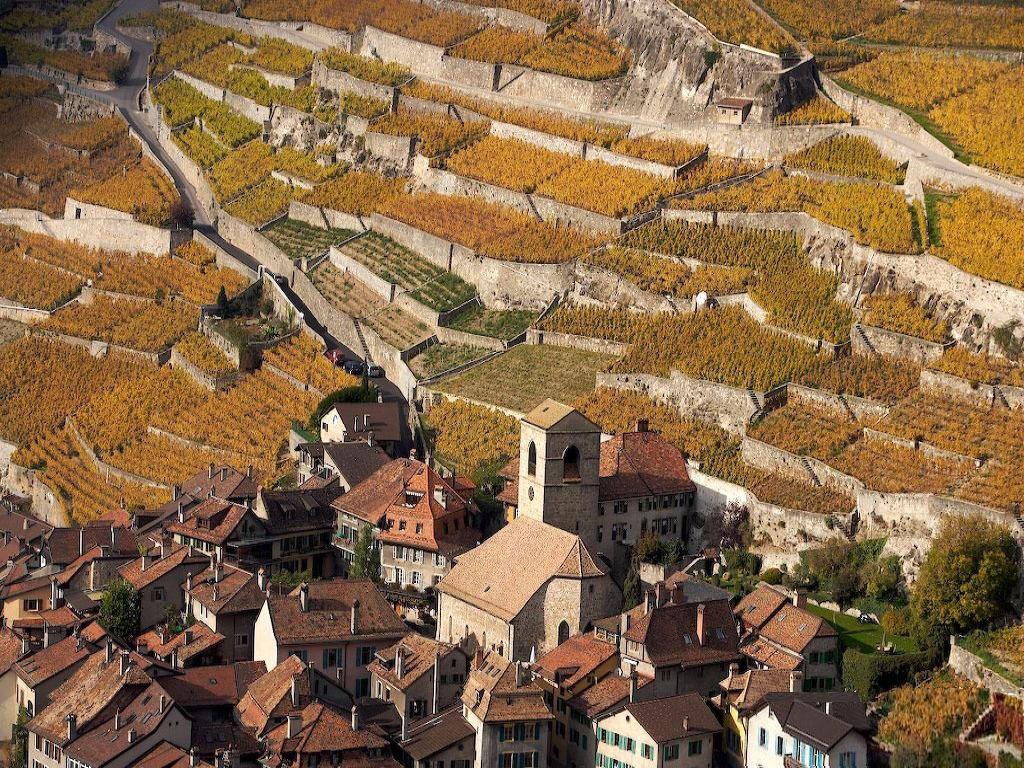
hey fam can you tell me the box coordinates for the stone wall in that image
[571,261,675,312]
[328,243,396,301]
[948,642,1024,700]
[495,65,616,113]
[63,196,134,222]
[363,131,415,167]
[0,299,51,325]
[360,27,496,91]
[217,210,296,277]
[919,368,1024,410]
[312,60,397,105]
[786,383,890,422]
[434,326,505,352]
[192,229,258,281]
[164,1,348,51]
[741,435,864,494]
[154,107,219,215]
[596,370,758,432]
[169,346,239,391]
[490,120,586,157]
[526,328,629,357]
[288,200,369,233]
[855,323,950,365]
[0,208,171,256]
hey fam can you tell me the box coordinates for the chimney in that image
[159,539,165,559]
[352,704,360,731]
[432,651,441,715]
[50,578,61,609]
[619,612,630,637]
[825,701,832,715]
[177,503,185,524]
[141,552,151,571]
[636,418,649,433]
[172,485,181,501]
[353,416,359,433]
[114,708,121,729]
[159,694,166,714]
[66,713,77,741]
[159,626,166,645]
[247,465,253,478]
[364,414,370,428]
[290,676,299,707]
[221,467,228,482]
[299,582,309,612]
[183,628,193,645]
[127,728,136,743]
[367,430,374,448]
[728,662,739,682]
[696,603,706,646]
[20,636,29,655]
[119,650,130,676]
[208,464,214,480]
[628,668,637,703]
[189,748,197,768]
[790,671,803,693]
[682,716,689,733]
[79,527,85,555]
[286,714,301,739]
[350,598,359,633]
[794,589,807,610]
[105,638,114,663]
[409,448,417,462]
[400,711,407,741]
[171,647,179,669]
[473,648,484,670]
[257,567,266,591]
[655,582,663,608]
[213,585,219,602]
[186,571,193,592]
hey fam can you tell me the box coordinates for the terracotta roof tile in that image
[719,668,796,712]
[46,525,138,566]
[237,655,309,735]
[159,661,266,707]
[401,706,475,760]
[736,585,837,656]
[117,544,209,590]
[622,693,721,742]
[165,500,248,546]
[264,702,390,758]
[462,651,551,724]
[567,673,652,719]
[136,622,224,665]
[266,579,406,646]
[0,626,26,676]
[184,563,266,615]
[368,633,459,692]
[14,633,90,686]
[533,633,617,689]
[134,742,216,768]
[599,430,695,501]
[325,402,403,443]
[322,442,391,487]
[623,599,740,667]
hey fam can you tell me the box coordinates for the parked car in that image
[325,348,345,366]
[343,360,366,376]
[367,364,385,378]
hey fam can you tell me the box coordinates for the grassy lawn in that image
[445,305,536,340]
[807,603,917,655]
[433,344,615,414]
[409,342,490,379]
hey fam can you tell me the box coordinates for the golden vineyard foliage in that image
[622,218,801,265]
[320,48,411,86]
[583,246,749,299]
[539,305,643,343]
[446,135,574,193]
[784,135,905,184]
[928,346,1024,387]
[0,252,82,310]
[176,240,216,267]
[154,76,261,146]
[456,0,576,24]
[750,262,852,344]
[748,473,855,516]
[956,456,1024,513]
[423,399,519,479]
[775,94,851,125]
[297,171,403,216]
[609,136,705,167]
[519,23,631,81]
[223,177,292,226]
[41,296,198,353]
[677,170,918,253]
[372,109,489,158]
[261,332,360,394]
[106,432,234,487]
[796,352,920,404]
[182,41,242,84]
[758,0,897,42]
[451,25,541,65]
[176,331,235,378]
[149,13,251,74]
[72,158,178,226]
[932,188,1024,289]
[929,68,1024,178]
[749,401,859,461]
[861,293,949,343]
[379,192,601,263]
[878,672,986,753]
[837,51,1011,112]
[863,1,1024,51]
[0,34,127,82]
[336,91,390,120]
[834,436,970,494]
[172,124,227,168]
[668,0,795,54]
[0,75,52,98]
[51,115,125,152]
[210,141,277,201]
[247,37,313,76]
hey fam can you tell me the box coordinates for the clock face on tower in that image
[528,486,535,501]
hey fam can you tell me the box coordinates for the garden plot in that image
[263,218,355,261]
[445,305,535,340]
[310,262,387,318]
[339,233,476,312]
[409,342,490,379]
[362,305,433,351]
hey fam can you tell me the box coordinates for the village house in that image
[135,742,216,768]
[716,666,801,767]
[137,622,225,668]
[436,516,621,662]
[320,401,404,457]
[332,455,479,585]
[735,584,840,692]
[462,650,552,768]
[743,691,870,768]
[118,543,210,630]
[564,672,654,768]
[0,625,27,737]
[531,631,619,768]
[183,561,266,662]
[261,700,401,768]
[593,692,720,768]
[237,655,351,739]
[506,403,697,571]
[145,465,260,534]
[398,705,477,768]
[368,633,469,721]
[297,440,390,491]
[253,579,407,697]
[14,632,91,717]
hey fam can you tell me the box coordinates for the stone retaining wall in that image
[919,368,1024,410]
[363,131,415,167]
[328,243,396,301]
[0,208,171,256]
[287,200,369,233]
[312,60,397,105]
[787,382,890,422]
[855,323,950,365]
[740,435,864,494]
[570,261,675,313]
[526,328,629,356]
[360,26,496,91]
[948,642,1024,700]
[164,1,349,50]
[169,346,239,391]
[434,325,506,352]
[0,299,51,325]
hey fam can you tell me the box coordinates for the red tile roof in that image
[599,429,695,501]
[165,500,248,547]
[623,598,741,667]
[325,402,403,444]
[117,544,208,590]
[0,626,27,677]
[46,525,138,566]
[264,702,390,759]
[237,655,309,735]
[622,693,721,742]
[14,634,90,687]
[567,672,652,719]
[265,579,406,646]
[134,742,215,768]
[462,651,552,724]
[368,633,461,693]
[184,563,266,615]
[159,661,266,708]
[735,585,837,657]
[136,622,224,665]
[533,632,617,689]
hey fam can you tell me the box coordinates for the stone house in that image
[14,633,92,717]
[734,585,840,692]
[136,622,225,668]
[320,401,404,457]
[531,631,619,768]
[368,633,469,722]
[332,456,479,586]
[297,440,390,491]
[461,650,552,768]
[716,667,801,768]
[596,585,742,698]
[435,516,621,662]
[253,579,407,698]
[399,705,477,768]
[0,626,25,738]
[564,672,654,768]
[117,543,210,630]
[743,692,870,768]
[506,403,697,572]
[260,700,401,768]
[183,561,266,662]
[715,97,753,125]
[593,693,720,768]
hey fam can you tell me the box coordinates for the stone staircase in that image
[837,392,858,422]
[747,389,762,412]
[799,455,822,487]
[994,386,1011,410]
[352,317,374,365]
[853,323,878,355]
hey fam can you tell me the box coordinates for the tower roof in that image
[523,400,598,432]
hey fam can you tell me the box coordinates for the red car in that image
[325,348,346,366]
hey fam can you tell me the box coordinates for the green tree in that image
[216,285,230,316]
[271,569,312,589]
[622,565,641,611]
[350,525,381,584]
[912,514,1019,635]
[9,705,29,768]
[99,578,141,643]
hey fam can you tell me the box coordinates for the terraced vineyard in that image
[263,218,356,261]
[309,262,387,317]
[445,305,535,340]
[362,304,433,350]
[409,343,489,378]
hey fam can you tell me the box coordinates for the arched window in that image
[563,445,581,482]
[527,441,537,476]
[557,621,570,645]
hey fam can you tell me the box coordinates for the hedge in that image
[842,647,939,701]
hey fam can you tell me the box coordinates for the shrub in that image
[842,647,936,702]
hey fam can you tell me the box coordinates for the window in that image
[412,571,422,587]
[664,745,679,761]
[356,677,369,697]
[641,744,653,760]
[596,526,603,543]
[527,442,537,476]
[563,445,580,482]
[396,568,405,584]
[500,752,537,768]
[357,646,374,665]
[295,649,308,664]
[235,634,249,647]
[323,648,343,668]
[776,737,784,756]
[152,586,165,602]
[687,740,702,757]
[759,728,767,746]
[558,621,570,645]
[434,553,446,567]
[838,753,858,768]
[22,599,40,612]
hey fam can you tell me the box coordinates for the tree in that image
[271,569,311,589]
[9,705,29,768]
[99,578,141,643]
[702,502,750,550]
[912,514,1019,635]
[631,532,665,567]
[350,525,381,584]
[216,285,230,317]
[169,196,194,229]
[622,565,641,611]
